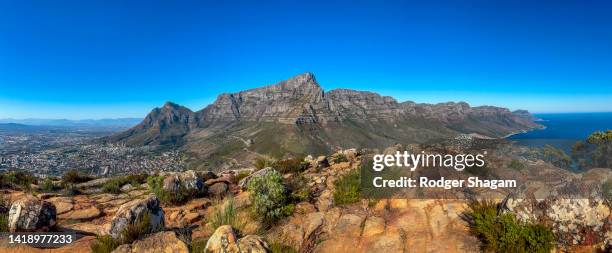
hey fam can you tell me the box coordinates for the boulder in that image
[237,235,270,253]
[162,176,180,193]
[238,167,275,190]
[8,195,57,232]
[178,170,205,193]
[198,170,218,181]
[208,182,229,198]
[108,196,165,239]
[205,225,269,253]
[313,156,329,169]
[205,225,239,253]
[111,231,189,253]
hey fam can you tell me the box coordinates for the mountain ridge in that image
[106,73,541,168]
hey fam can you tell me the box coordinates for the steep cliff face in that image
[109,73,541,165]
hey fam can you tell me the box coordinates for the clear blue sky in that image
[1,0,611,119]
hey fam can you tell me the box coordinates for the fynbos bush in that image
[247,170,291,225]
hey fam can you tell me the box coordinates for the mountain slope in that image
[108,73,541,168]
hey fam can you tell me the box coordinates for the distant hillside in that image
[106,73,541,169]
[0,118,142,128]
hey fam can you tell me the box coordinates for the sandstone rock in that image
[313,156,329,169]
[238,167,275,190]
[108,196,165,239]
[315,190,333,212]
[111,231,189,253]
[8,195,57,232]
[205,225,239,253]
[47,197,74,214]
[58,205,101,220]
[120,184,134,192]
[237,235,269,253]
[162,176,180,193]
[198,170,218,182]
[362,216,385,237]
[204,225,269,253]
[333,213,365,238]
[179,170,205,193]
[208,182,229,198]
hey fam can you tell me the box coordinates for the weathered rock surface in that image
[8,195,57,232]
[502,196,611,246]
[108,196,165,239]
[205,225,269,253]
[111,231,189,253]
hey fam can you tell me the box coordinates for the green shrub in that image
[61,170,92,184]
[62,183,81,196]
[540,145,572,169]
[273,157,308,174]
[331,153,349,163]
[103,173,149,194]
[254,157,274,170]
[234,171,251,184]
[247,170,290,225]
[40,178,59,192]
[0,171,37,191]
[463,200,554,253]
[90,235,119,253]
[508,159,525,171]
[0,196,9,232]
[190,238,208,253]
[147,175,191,205]
[287,175,310,202]
[333,169,361,205]
[269,243,298,253]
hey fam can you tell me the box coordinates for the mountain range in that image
[106,73,541,169]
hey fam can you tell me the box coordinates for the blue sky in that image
[1,0,611,119]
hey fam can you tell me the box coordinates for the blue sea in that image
[508,112,612,153]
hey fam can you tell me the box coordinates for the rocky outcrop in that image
[7,195,57,232]
[502,196,611,247]
[204,225,269,253]
[111,231,189,253]
[108,196,165,239]
[161,170,206,195]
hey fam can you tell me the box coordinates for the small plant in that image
[90,235,120,253]
[209,197,245,232]
[273,157,308,174]
[90,211,158,253]
[333,169,361,205]
[0,195,10,232]
[147,175,191,205]
[234,171,251,184]
[247,170,290,225]
[254,157,274,170]
[61,170,92,184]
[62,183,81,196]
[0,171,37,191]
[463,200,554,253]
[331,153,349,163]
[508,159,525,171]
[269,243,298,253]
[190,238,208,253]
[103,173,149,194]
[40,178,59,192]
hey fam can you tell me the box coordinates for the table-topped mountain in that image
[106,73,540,168]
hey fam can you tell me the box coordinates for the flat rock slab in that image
[58,206,101,221]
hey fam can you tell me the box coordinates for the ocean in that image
[508,112,612,153]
